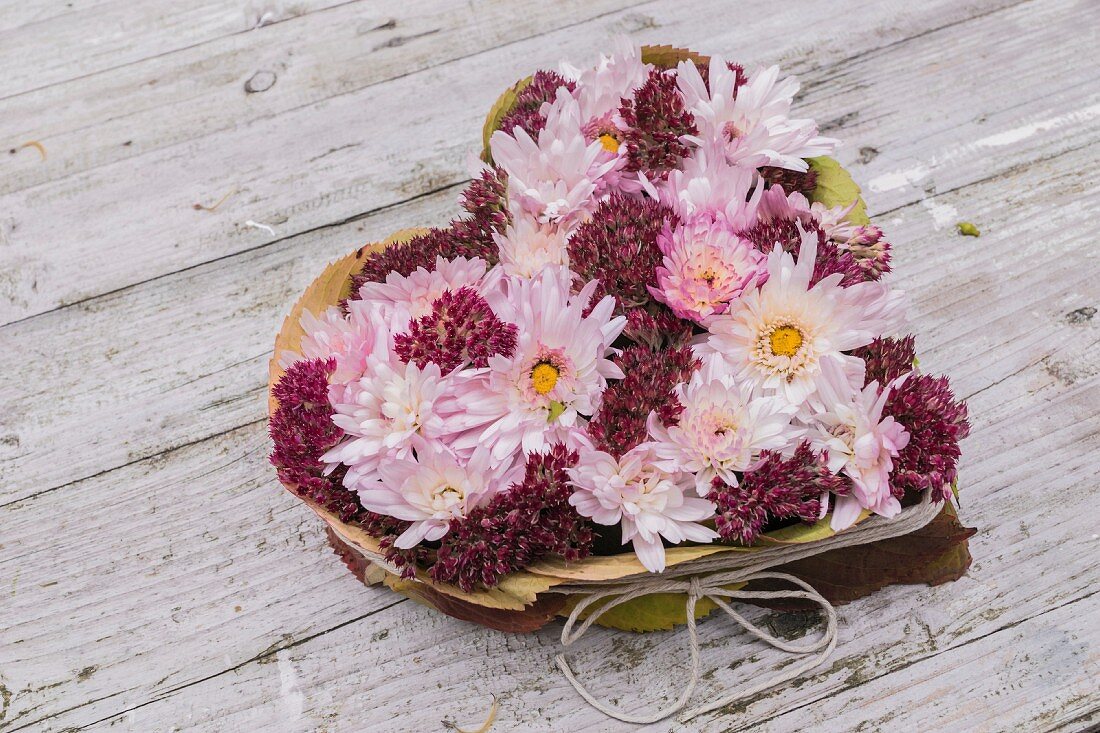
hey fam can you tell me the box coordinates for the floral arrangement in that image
[269,43,971,631]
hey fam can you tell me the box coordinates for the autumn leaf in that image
[742,503,976,609]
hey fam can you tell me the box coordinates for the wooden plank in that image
[4,126,1098,732]
[0,422,404,733]
[1,0,1085,508]
[0,0,645,197]
[41,377,1096,731]
[0,0,1038,325]
[0,181,460,508]
[0,1,117,34]
[0,0,356,99]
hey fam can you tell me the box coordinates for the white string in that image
[332,492,943,724]
[546,492,940,724]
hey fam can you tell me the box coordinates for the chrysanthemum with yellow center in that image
[531,361,560,395]
[752,320,811,384]
[706,230,908,406]
[769,325,804,357]
[598,133,620,153]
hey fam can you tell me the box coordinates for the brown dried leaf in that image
[745,503,976,609]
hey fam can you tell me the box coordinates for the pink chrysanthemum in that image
[563,38,651,127]
[567,193,677,313]
[657,140,761,225]
[450,269,626,461]
[431,444,594,591]
[884,373,970,502]
[806,357,911,530]
[677,56,837,171]
[649,217,767,324]
[356,256,500,331]
[323,344,463,490]
[490,88,616,226]
[493,214,570,277]
[287,300,385,385]
[587,344,698,458]
[568,443,718,573]
[709,441,844,544]
[393,286,518,373]
[356,440,523,549]
[619,67,698,181]
[647,359,803,495]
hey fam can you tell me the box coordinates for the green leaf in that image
[547,400,566,422]
[807,156,870,225]
[561,584,744,632]
[956,221,981,237]
[480,76,532,164]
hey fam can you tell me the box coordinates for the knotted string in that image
[548,491,940,724]
[330,492,942,724]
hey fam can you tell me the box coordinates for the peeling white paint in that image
[921,198,959,230]
[869,103,1100,193]
[276,649,305,721]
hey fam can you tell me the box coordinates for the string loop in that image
[331,491,943,724]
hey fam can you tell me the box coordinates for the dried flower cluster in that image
[272,42,968,584]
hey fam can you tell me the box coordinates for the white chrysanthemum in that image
[489,88,617,226]
[706,227,908,406]
[568,444,717,573]
[451,268,626,461]
[647,359,802,495]
[677,56,837,171]
[493,212,570,278]
[323,345,461,490]
[804,357,911,530]
[355,255,501,332]
[358,441,523,548]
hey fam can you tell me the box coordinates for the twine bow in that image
[328,492,941,724]
[554,571,837,724]
[550,491,941,724]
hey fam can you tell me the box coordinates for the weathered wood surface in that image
[1,1,1098,731]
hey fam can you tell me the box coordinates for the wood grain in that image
[0,0,1038,325]
[2,0,1098,731]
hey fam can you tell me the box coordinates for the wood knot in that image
[244,70,277,94]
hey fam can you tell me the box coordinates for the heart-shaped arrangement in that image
[268,44,973,646]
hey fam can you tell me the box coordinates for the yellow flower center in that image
[769,326,804,357]
[531,362,560,395]
[598,133,620,153]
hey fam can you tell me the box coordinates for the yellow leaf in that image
[639,45,709,69]
[267,228,428,409]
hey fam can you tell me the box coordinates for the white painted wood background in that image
[2,0,1098,730]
